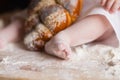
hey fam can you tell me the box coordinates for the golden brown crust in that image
[56,0,83,22]
[24,24,53,50]
[28,0,56,14]
[40,4,72,34]
[24,14,39,33]
[24,0,83,51]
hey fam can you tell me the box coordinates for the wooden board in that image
[0,43,120,80]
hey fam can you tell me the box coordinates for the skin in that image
[45,14,114,59]
[0,0,119,59]
[45,0,120,59]
[101,0,120,13]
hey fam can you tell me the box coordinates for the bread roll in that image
[24,0,83,51]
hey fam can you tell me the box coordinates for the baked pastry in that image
[24,0,83,51]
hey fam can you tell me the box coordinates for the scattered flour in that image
[0,43,120,80]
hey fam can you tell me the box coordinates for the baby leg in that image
[0,20,23,48]
[45,33,72,59]
[45,15,113,59]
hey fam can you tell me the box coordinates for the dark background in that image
[0,0,30,13]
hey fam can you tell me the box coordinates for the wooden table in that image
[0,43,120,80]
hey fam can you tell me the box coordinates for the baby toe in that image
[54,50,67,59]
[56,44,72,59]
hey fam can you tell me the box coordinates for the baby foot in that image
[45,37,72,59]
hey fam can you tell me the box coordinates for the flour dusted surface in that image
[0,43,120,80]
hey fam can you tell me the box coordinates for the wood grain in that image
[0,43,120,80]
